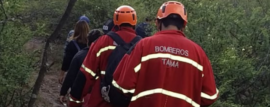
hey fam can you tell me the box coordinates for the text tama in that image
[162,59,179,68]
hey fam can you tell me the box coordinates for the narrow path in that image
[34,41,66,107]
[36,70,65,107]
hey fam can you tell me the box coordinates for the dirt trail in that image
[36,69,65,107]
[25,38,66,107]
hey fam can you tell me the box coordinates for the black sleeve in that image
[61,42,76,71]
[60,53,82,96]
[70,70,87,99]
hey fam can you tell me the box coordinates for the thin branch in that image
[6,90,16,107]
[0,0,8,19]
[0,0,8,36]
[0,18,16,23]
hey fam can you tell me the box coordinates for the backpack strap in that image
[129,35,142,45]
[106,31,126,46]
[126,36,142,55]
[72,40,80,51]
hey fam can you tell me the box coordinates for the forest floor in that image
[25,37,66,107]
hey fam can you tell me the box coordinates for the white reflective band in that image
[131,88,200,107]
[138,53,203,72]
[69,97,84,103]
[201,88,219,100]
[101,71,106,75]
[134,64,141,73]
[96,46,116,57]
[112,80,135,93]
[81,64,96,77]
[95,71,106,80]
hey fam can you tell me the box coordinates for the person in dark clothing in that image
[135,17,153,38]
[59,20,90,84]
[59,29,104,105]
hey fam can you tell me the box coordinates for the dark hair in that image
[87,29,104,46]
[119,23,135,29]
[159,14,184,30]
[145,17,152,22]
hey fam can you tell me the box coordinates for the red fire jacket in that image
[113,30,219,107]
[68,27,136,107]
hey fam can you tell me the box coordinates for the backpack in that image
[100,31,141,107]
[64,30,75,53]
[102,19,114,34]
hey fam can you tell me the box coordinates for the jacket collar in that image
[155,30,186,37]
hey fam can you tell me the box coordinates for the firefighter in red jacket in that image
[112,1,219,107]
[68,5,137,107]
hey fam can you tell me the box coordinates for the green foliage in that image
[0,0,36,106]
[182,0,270,106]
[1,0,270,106]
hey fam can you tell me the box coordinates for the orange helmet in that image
[113,5,137,26]
[156,1,187,27]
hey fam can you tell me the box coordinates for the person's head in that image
[113,5,137,29]
[70,20,90,44]
[102,19,115,34]
[79,15,90,24]
[156,1,187,31]
[145,17,152,23]
[87,29,104,46]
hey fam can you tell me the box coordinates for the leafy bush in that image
[0,15,35,107]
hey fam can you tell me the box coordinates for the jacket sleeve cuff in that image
[68,101,83,107]
[68,96,83,107]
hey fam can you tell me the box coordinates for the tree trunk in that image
[27,0,77,107]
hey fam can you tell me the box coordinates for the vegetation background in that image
[0,0,269,107]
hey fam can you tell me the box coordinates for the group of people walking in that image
[58,1,219,107]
